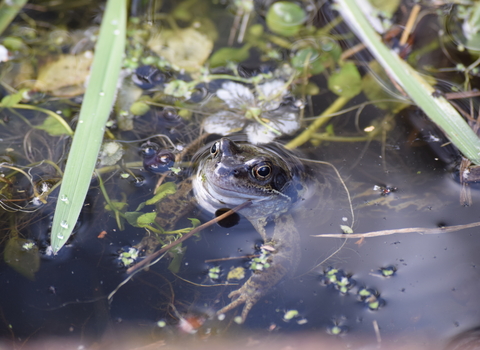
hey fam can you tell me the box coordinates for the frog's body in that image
[192,137,342,322]
[153,137,350,323]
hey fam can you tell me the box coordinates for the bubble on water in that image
[60,220,69,229]
[60,195,69,204]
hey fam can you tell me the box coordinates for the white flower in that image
[202,80,302,144]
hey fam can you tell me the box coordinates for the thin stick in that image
[373,320,382,344]
[314,221,480,238]
[399,4,421,46]
[126,200,252,274]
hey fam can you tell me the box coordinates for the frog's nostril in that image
[233,169,240,177]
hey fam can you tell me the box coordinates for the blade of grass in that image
[0,0,27,36]
[335,0,480,165]
[50,0,126,254]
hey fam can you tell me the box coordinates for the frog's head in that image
[192,137,306,218]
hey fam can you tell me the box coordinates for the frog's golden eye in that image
[210,142,220,158]
[253,163,272,179]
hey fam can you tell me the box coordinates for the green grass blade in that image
[336,0,480,165]
[0,0,27,36]
[50,0,126,254]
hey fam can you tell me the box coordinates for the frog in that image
[148,135,352,322]
[191,137,352,323]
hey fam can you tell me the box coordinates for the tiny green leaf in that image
[283,309,299,320]
[145,182,177,205]
[188,218,200,228]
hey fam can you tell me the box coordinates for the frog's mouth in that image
[193,173,269,214]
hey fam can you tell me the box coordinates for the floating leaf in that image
[145,182,177,205]
[361,61,408,112]
[340,225,353,234]
[4,237,39,280]
[136,212,157,227]
[168,244,186,273]
[130,101,150,116]
[291,48,325,75]
[98,141,124,166]
[227,267,245,281]
[148,27,213,72]
[283,309,299,320]
[105,200,128,211]
[368,0,401,19]
[36,115,72,136]
[266,1,306,37]
[209,46,250,68]
[328,62,362,98]
[125,211,144,226]
[1,88,27,107]
[33,52,93,97]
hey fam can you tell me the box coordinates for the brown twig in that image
[314,221,480,239]
[399,4,421,46]
[126,200,252,274]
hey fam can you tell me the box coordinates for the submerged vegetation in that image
[3,0,480,343]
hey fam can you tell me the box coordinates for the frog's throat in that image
[192,174,289,215]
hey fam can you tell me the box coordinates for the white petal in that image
[256,80,287,110]
[244,123,277,144]
[266,110,301,135]
[203,111,245,135]
[216,82,254,109]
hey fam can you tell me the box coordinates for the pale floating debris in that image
[233,316,243,324]
[296,318,308,325]
[340,225,353,234]
[283,309,299,321]
[156,320,167,328]
[217,314,226,321]
[45,246,54,256]
[0,45,8,62]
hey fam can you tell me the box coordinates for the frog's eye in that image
[210,142,220,157]
[253,163,272,180]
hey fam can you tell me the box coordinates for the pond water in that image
[1,0,480,349]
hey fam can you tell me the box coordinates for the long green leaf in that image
[0,0,27,36]
[336,0,480,165]
[50,0,126,254]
